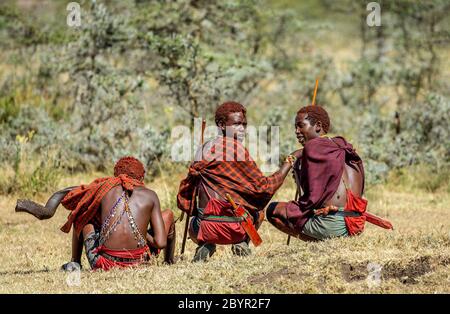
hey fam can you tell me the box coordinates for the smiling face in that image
[295,113,323,145]
[219,111,247,142]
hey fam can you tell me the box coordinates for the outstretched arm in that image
[264,149,303,192]
[15,186,77,220]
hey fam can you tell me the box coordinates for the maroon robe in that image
[287,136,365,230]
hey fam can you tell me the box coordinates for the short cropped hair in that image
[297,105,330,133]
[114,156,145,181]
[215,101,247,126]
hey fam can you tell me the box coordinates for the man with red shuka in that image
[266,105,368,241]
[177,101,302,262]
[16,156,176,271]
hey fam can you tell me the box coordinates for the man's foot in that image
[192,243,216,263]
[231,241,251,257]
[61,261,82,272]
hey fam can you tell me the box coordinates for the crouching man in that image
[16,156,176,270]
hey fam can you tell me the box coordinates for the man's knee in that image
[162,209,174,223]
[82,223,95,238]
[161,209,176,240]
[266,202,278,223]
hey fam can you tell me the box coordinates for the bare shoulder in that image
[132,186,159,203]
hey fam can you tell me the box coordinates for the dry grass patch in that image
[0,179,448,293]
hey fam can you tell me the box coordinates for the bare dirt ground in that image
[0,174,448,294]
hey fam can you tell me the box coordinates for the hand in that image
[146,231,156,248]
[314,205,338,216]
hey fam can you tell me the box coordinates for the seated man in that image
[177,101,301,262]
[267,105,369,241]
[16,156,175,270]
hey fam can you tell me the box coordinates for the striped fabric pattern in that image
[177,136,284,215]
[60,174,144,236]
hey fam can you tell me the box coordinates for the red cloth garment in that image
[197,197,248,245]
[344,188,368,235]
[60,174,144,236]
[177,136,284,216]
[93,245,150,271]
[289,136,365,231]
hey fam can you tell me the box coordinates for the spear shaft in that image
[287,78,318,245]
[180,118,206,255]
[312,79,319,106]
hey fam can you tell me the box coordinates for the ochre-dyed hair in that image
[214,101,247,126]
[297,105,330,133]
[114,156,145,181]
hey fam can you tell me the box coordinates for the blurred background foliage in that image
[0,0,448,196]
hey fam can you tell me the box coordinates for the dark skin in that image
[267,112,364,239]
[189,111,302,244]
[37,177,175,266]
[294,112,364,206]
[80,185,175,264]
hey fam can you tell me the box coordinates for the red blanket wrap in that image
[288,136,367,234]
[343,188,368,235]
[197,198,248,245]
[177,136,284,216]
[178,136,282,244]
[60,174,144,236]
[93,245,150,271]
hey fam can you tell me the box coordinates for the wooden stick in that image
[286,188,299,246]
[201,118,206,147]
[312,78,319,106]
[286,155,302,245]
[180,209,190,255]
[180,118,206,255]
[287,79,318,245]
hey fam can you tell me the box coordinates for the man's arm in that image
[15,186,77,220]
[263,149,303,193]
[146,190,167,249]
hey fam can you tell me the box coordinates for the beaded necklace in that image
[99,191,147,248]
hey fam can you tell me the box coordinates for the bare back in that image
[325,162,364,208]
[100,186,155,249]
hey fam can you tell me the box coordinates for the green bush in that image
[0,0,449,195]
[360,93,449,186]
[387,164,450,193]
